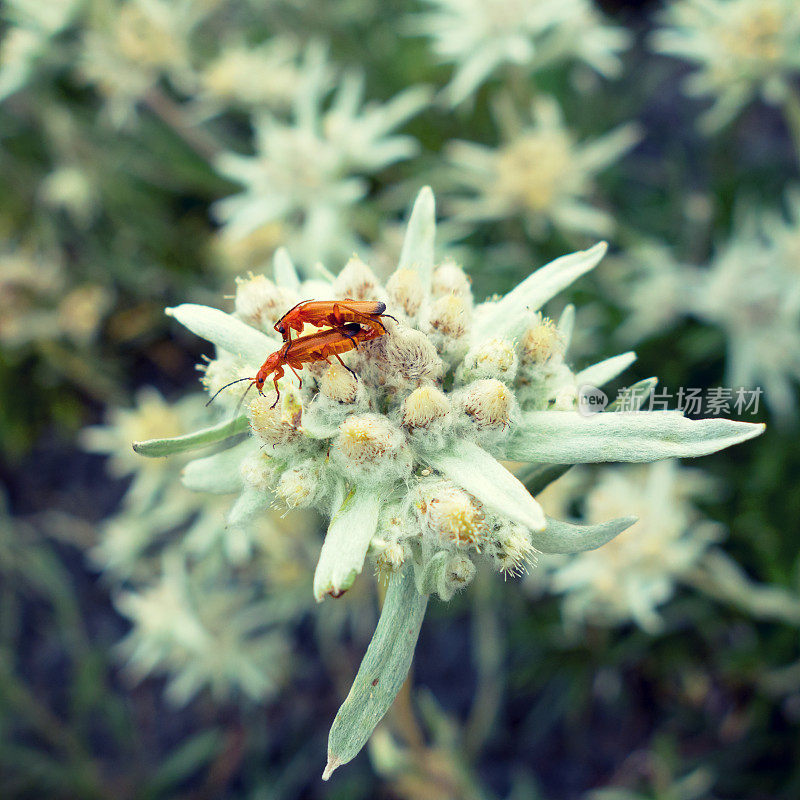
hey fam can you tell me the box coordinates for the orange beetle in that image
[207,322,382,409]
[274,299,397,343]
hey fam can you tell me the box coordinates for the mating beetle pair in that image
[209,300,396,408]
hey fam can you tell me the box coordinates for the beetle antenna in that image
[205,377,253,407]
[232,380,256,418]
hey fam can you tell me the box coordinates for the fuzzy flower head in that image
[653,0,800,130]
[143,187,762,613]
[212,60,429,269]
[447,96,640,240]
[538,461,723,631]
[410,0,630,106]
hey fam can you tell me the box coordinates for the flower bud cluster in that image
[516,312,576,409]
[195,234,595,598]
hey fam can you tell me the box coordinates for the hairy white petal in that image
[314,487,383,601]
[133,415,249,458]
[557,303,576,352]
[425,440,546,532]
[576,351,637,387]
[534,515,637,554]
[397,186,435,293]
[227,485,271,529]
[181,441,255,494]
[273,247,301,291]
[166,304,278,363]
[506,411,765,463]
[472,242,607,343]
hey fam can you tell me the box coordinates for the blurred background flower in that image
[1,0,800,797]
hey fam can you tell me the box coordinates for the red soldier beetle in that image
[274,299,397,344]
[206,322,382,410]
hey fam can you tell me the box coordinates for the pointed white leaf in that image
[505,410,765,463]
[425,440,546,532]
[397,186,435,291]
[324,567,427,779]
[166,304,277,363]
[314,486,383,601]
[273,247,300,291]
[557,304,576,352]
[607,377,657,412]
[534,515,637,554]
[473,243,607,343]
[312,261,336,282]
[576,351,636,388]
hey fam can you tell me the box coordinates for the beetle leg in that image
[334,352,358,379]
[270,366,285,409]
[289,363,303,389]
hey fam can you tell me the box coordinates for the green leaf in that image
[324,567,428,779]
[133,415,248,458]
[150,730,223,796]
[518,463,574,497]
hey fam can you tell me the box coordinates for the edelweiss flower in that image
[537,460,723,631]
[446,96,640,239]
[78,0,217,126]
[605,241,694,344]
[212,70,430,268]
[116,552,292,704]
[135,187,762,776]
[618,197,800,419]
[409,0,630,106]
[652,0,800,130]
[690,211,800,420]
